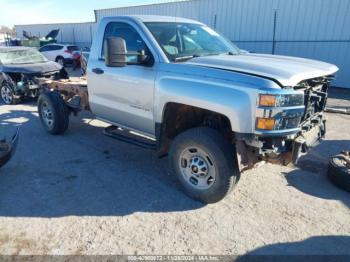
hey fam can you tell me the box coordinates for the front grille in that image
[295,76,333,122]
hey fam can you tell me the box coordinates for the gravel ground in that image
[0,86,349,256]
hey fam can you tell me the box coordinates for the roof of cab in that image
[101,15,204,25]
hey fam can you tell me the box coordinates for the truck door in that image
[88,22,157,136]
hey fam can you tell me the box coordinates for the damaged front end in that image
[0,47,63,104]
[0,129,19,168]
[236,76,332,171]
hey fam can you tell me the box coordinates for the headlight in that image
[256,93,305,131]
[259,94,304,107]
[259,95,276,107]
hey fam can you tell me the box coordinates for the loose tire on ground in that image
[37,91,70,135]
[328,155,350,193]
[169,127,240,203]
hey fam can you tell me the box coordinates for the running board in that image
[104,126,156,150]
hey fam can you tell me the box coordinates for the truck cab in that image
[37,15,338,203]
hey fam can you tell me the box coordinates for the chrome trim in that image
[256,106,305,118]
[255,128,301,137]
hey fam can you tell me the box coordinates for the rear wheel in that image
[38,92,70,135]
[169,127,239,203]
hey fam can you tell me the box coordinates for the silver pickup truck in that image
[37,15,339,203]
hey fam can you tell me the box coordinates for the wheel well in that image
[1,73,18,88]
[157,103,233,156]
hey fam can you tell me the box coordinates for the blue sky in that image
[0,0,163,27]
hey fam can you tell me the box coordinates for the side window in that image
[52,45,63,51]
[102,22,149,63]
[47,45,55,51]
[40,45,50,52]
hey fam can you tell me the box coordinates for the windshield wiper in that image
[174,54,201,62]
[214,51,236,56]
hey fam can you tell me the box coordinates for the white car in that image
[39,44,79,66]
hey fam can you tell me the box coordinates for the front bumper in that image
[291,117,326,164]
[236,114,326,171]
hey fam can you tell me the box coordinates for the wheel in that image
[1,83,20,105]
[56,56,65,67]
[328,154,350,192]
[169,127,239,203]
[37,92,70,135]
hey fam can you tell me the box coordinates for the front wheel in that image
[38,92,70,135]
[169,127,240,203]
[1,83,20,105]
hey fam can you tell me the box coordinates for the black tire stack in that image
[328,151,350,193]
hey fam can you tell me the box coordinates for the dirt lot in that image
[0,84,349,255]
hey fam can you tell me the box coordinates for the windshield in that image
[0,49,48,65]
[145,22,240,62]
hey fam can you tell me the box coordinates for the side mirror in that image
[104,37,127,67]
[137,50,149,64]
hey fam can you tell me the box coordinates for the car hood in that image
[186,53,339,87]
[0,61,62,75]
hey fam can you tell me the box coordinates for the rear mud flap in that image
[0,129,19,168]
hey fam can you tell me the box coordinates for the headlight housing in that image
[259,94,304,107]
[256,93,305,131]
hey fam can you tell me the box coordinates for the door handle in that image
[92,68,104,75]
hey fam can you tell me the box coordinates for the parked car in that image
[39,44,80,66]
[0,47,62,104]
[37,15,338,203]
[80,51,89,75]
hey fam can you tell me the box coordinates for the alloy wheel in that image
[1,85,13,104]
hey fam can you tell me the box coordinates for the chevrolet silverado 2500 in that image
[37,16,339,203]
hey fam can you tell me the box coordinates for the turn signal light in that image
[256,118,276,130]
[259,94,276,107]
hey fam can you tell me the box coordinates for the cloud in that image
[0,0,73,27]
[0,0,54,26]
[0,0,172,27]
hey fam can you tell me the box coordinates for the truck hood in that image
[186,53,339,87]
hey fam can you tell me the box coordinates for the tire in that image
[56,56,65,67]
[328,155,350,193]
[1,83,21,105]
[37,92,70,135]
[169,127,240,203]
